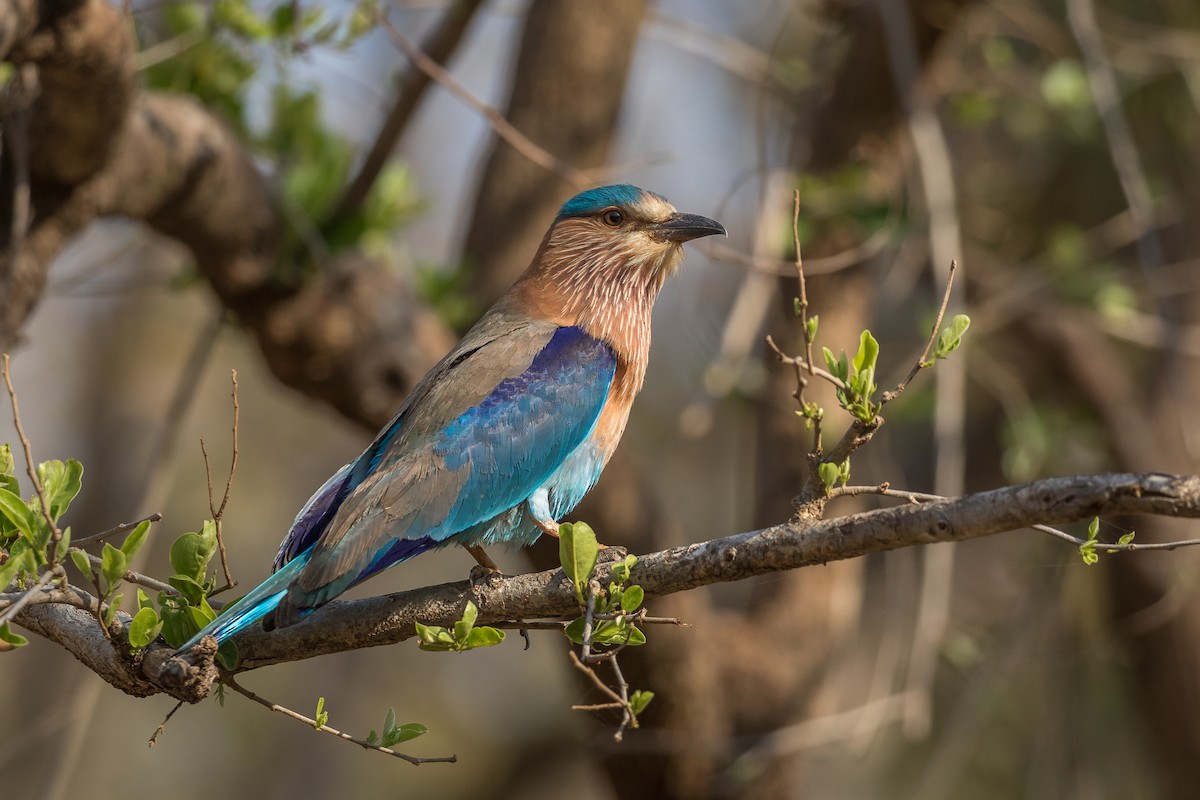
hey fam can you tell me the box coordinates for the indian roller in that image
[177,185,725,651]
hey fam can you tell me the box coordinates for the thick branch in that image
[16,472,1197,700]
[0,2,454,427]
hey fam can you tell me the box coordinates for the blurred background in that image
[4,0,1200,797]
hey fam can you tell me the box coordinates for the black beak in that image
[653,212,727,244]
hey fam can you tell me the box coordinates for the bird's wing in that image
[290,324,617,605]
[272,461,353,571]
[269,311,563,572]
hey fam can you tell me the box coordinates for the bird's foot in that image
[536,517,562,538]
[463,544,504,585]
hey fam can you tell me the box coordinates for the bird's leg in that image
[463,544,503,584]
[535,517,561,538]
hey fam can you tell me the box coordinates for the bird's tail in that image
[174,550,312,653]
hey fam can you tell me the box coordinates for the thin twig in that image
[489,615,687,632]
[200,370,238,589]
[2,354,61,561]
[72,513,163,546]
[0,569,56,625]
[830,483,1200,554]
[568,650,625,706]
[764,336,849,391]
[880,259,958,404]
[70,548,179,596]
[578,583,598,662]
[379,15,589,189]
[134,28,206,70]
[223,678,457,765]
[147,700,183,747]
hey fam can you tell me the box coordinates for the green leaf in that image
[0,547,34,589]
[852,330,879,375]
[414,622,456,651]
[382,722,428,748]
[187,604,216,633]
[0,451,17,497]
[1106,530,1136,554]
[159,604,196,648]
[805,315,819,342]
[818,462,840,492]
[454,600,478,641]
[620,585,644,614]
[629,690,654,716]
[383,706,395,734]
[465,627,505,648]
[170,530,217,582]
[592,621,646,647]
[1086,517,1100,541]
[0,487,36,536]
[104,593,124,626]
[0,622,29,649]
[137,588,154,611]
[55,526,71,562]
[563,617,586,645]
[120,520,152,561]
[37,459,83,522]
[168,574,207,605]
[314,696,329,729]
[128,607,164,649]
[100,542,127,594]
[559,522,599,604]
[822,347,847,381]
[609,554,638,585]
[934,314,971,361]
[69,549,93,580]
[366,730,379,746]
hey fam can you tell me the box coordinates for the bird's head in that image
[512,185,725,379]
[542,184,726,284]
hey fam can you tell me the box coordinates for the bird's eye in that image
[601,209,624,227]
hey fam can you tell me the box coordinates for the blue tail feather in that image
[174,536,441,654]
[175,550,312,652]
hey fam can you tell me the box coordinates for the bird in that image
[176,184,725,652]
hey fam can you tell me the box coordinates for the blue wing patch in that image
[433,325,616,536]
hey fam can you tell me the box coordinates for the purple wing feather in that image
[272,461,355,571]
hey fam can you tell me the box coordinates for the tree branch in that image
[0,1,455,428]
[14,472,1200,702]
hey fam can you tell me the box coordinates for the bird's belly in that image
[454,440,609,550]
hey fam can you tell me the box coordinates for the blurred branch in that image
[1066,0,1165,281]
[875,0,966,740]
[330,0,485,224]
[379,13,589,189]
